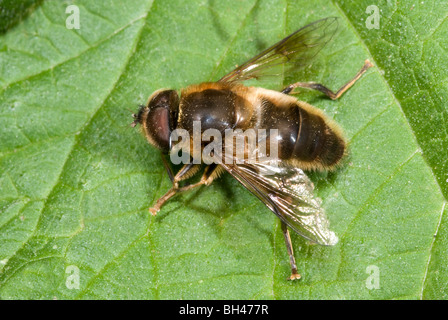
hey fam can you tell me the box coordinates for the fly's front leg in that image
[160,153,175,184]
[149,162,219,215]
[149,162,199,215]
[282,59,373,99]
[281,221,301,281]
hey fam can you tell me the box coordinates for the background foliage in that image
[0,0,447,299]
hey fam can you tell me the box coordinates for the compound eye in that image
[144,90,179,153]
[146,107,171,152]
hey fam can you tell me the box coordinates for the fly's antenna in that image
[129,104,146,128]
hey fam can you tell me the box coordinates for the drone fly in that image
[131,17,373,280]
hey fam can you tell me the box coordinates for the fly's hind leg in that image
[149,161,219,215]
[282,59,373,99]
[281,221,301,281]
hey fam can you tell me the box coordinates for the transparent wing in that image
[218,17,338,84]
[220,160,338,246]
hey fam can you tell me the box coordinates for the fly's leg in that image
[149,162,198,215]
[281,221,301,281]
[160,153,175,183]
[149,162,218,215]
[282,59,373,99]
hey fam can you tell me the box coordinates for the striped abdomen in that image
[257,98,346,170]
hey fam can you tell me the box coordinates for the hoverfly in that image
[131,17,373,280]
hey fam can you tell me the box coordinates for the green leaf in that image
[0,0,446,299]
[0,0,43,34]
